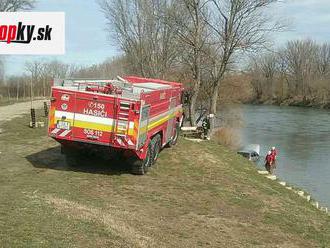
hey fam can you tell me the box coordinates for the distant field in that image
[0,98,47,107]
[0,99,26,106]
[0,111,329,247]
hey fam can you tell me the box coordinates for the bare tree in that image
[0,0,35,101]
[99,0,179,78]
[0,58,4,85]
[249,52,285,101]
[1,55,134,101]
[170,0,209,125]
[0,0,35,11]
[316,43,330,78]
[248,39,330,107]
[205,0,283,130]
[66,64,80,78]
[46,60,69,78]
[249,56,266,101]
[282,40,319,97]
[40,63,51,97]
[25,61,42,101]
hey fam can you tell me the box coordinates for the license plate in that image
[57,121,70,130]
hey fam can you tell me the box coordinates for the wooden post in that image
[43,101,49,117]
[30,74,33,109]
[30,108,36,128]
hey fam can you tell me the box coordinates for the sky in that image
[4,0,330,76]
[5,0,119,76]
[272,0,330,43]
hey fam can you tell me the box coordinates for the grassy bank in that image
[0,111,329,247]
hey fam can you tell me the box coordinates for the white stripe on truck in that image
[59,129,72,137]
[55,111,74,120]
[54,110,134,130]
[55,111,114,125]
[51,128,60,134]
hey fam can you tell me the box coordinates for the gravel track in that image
[0,100,47,125]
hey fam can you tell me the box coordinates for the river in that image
[224,104,330,208]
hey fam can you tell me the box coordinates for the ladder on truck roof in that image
[112,97,131,148]
[54,77,132,89]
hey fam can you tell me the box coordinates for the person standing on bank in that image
[271,146,277,161]
[265,151,274,174]
[270,146,278,170]
[202,115,211,140]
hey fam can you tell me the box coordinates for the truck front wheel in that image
[131,145,152,175]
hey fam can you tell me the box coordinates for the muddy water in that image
[226,105,330,208]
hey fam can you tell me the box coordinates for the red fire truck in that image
[48,76,184,175]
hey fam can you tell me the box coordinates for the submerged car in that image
[237,144,260,162]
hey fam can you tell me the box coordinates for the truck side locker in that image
[112,98,132,148]
[165,97,177,143]
[137,104,150,149]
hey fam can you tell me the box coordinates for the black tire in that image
[151,134,161,165]
[131,144,152,175]
[168,123,180,147]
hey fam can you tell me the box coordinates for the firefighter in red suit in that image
[265,151,274,174]
[271,146,277,169]
[271,147,277,161]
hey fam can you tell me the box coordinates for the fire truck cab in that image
[48,76,184,175]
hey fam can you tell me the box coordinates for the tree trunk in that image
[209,81,221,136]
[189,72,201,126]
[23,81,26,99]
[188,81,201,122]
[189,91,197,126]
[43,77,46,97]
[7,86,10,101]
[16,82,19,101]
[30,76,34,108]
[188,46,202,126]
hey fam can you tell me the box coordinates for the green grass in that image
[0,110,329,247]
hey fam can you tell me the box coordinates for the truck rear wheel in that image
[131,145,152,175]
[151,134,161,165]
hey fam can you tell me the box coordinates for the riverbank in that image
[0,111,330,247]
[237,104,330,210]
[249,96,330,109]
[255,170,329,214]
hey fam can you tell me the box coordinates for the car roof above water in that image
[238,144,260,155]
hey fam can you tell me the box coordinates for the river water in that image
[225,105,330,208]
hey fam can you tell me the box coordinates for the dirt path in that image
[0,100,46,125]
